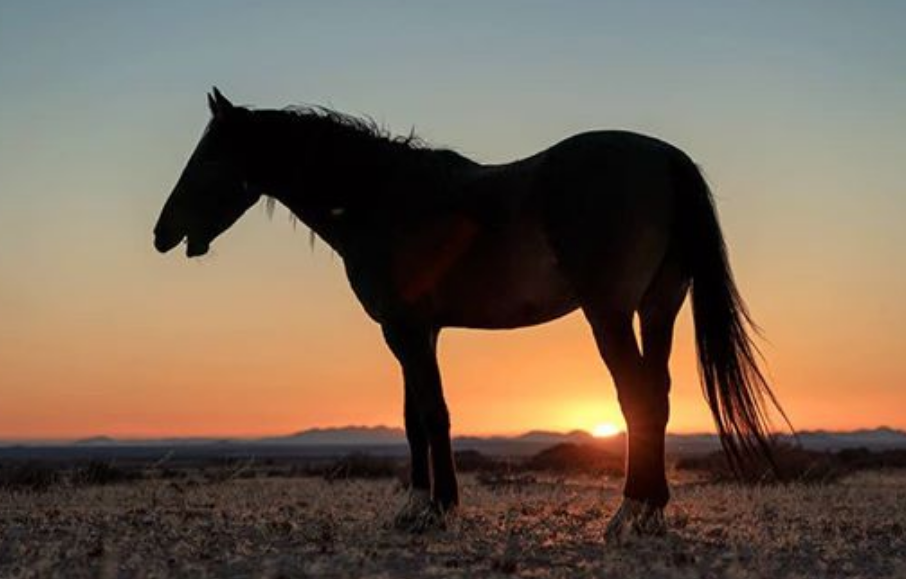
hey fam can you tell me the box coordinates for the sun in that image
[592,422,621,438]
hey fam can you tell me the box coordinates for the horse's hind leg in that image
[595,255,688,542]
[382,323,458,532]
[583,308,666,539]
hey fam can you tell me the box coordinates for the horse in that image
[153,88,789,540]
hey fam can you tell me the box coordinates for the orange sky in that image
[1,210,903,440]
[1,3,904,440]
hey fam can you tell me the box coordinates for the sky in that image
[1,1,904,440]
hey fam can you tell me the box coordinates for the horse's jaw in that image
[186,237,210,258]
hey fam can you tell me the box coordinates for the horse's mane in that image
[278,105,431,150]
[251,104,476,235]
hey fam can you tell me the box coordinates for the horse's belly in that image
[432,224,578,329]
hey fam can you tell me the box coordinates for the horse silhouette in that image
[154,88,789,540]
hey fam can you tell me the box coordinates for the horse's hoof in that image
[605,497,667,544]
[393,490,448,532]
[405,503,449,533]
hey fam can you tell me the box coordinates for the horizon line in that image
[0,424,900,445]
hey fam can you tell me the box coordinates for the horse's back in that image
[538,130,683,187]
[465,130,684,217]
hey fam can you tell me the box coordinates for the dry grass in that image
[1,471,905,578]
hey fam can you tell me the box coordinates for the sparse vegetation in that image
[676,443,906,484]
[1,468,904,578]
[2,445,905,576]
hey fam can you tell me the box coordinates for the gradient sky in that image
[1,1,904,440]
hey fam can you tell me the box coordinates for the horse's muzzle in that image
[154,227,184,254]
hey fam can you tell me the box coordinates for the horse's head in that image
[154,88,261,257]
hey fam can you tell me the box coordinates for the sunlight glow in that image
[592,422,621,438]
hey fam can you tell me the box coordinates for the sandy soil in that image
[1,471,905,578]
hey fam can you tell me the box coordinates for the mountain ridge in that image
[7,425,905,452]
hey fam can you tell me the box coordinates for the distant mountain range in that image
[270,425,906,452]
[261,425,407,446]
[784,427,906,451]
[8,426,902,455]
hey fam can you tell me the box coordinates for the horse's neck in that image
[259,134,477,255]
[267,180,356,254]
[259,146,414,254]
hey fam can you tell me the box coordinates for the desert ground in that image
[1,467,905,579]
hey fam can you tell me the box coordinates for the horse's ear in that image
[208,86,233,118]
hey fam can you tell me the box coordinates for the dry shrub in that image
[476,471,538,489]
[0,460,139,492]
[675,443,844,484]
[525,443,624,476]
[318,450,508,482]
[0,462,59,492]
[835,447,906,469]
[71,460,140,487]
[454,449,507,473]
[322,453,405,481]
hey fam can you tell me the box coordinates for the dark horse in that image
[154,89,788,540]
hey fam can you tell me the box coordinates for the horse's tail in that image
[674,154,792,475]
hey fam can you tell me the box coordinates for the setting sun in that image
[592,422,622,438]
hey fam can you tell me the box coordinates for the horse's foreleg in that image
[404,388,430,492]
[382,323,458,531]
[391,387,432,527]
[587,310,669,542]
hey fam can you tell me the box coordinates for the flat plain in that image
[1,469,905,578]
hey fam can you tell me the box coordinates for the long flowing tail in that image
[674,155,793,475]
